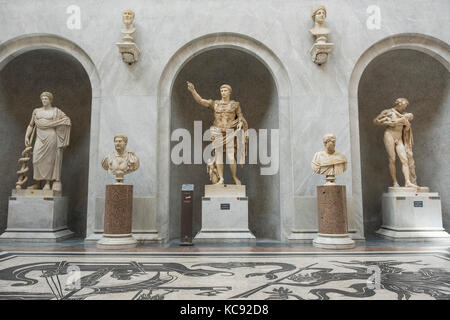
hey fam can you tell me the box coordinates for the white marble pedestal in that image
[376,189,450,240]
[0,191,73,242]
[194,185,255,242]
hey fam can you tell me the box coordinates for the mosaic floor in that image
[0,251,449,300]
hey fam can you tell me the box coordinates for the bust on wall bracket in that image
[116,9,140,65]
[309,5,334,65]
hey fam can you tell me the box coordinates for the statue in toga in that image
[23,92,71,193]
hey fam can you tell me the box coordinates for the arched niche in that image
[170,48,279,240]
[349,34,450,236]
[157,33,293,242]
[0,35,100,237]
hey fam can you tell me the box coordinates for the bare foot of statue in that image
[405,181,418,188]
[43,182,51,190]
[233,177,242,185]
[216,177,224,185]
[27,182,40,189]
[393,182,400,187]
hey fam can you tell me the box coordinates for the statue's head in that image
[114,134,128,153]
[312,5,327,23]
[394,98,409,112]
[40,91,54,106]
[220,84,232,99]
[122,9,135,26]
[322,133,336,154]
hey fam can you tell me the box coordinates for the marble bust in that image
[187,82,248,185]
[373,98,423,190]
[101,134,140,184]
[311,133,347,184]
[23,92,71,193]
[310,5,331,43]
[121,9,136,42]
[309,5,333,65]
[117,9,140,65]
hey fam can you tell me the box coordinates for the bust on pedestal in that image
[97,134,140,249]
[116,9,140,65]
[373,98,449,240]
[311,134,355,249]
[187,82,255,242]
[309,5,334,65]
[0,92,73,242]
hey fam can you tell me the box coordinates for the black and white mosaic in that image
[0,252,448,300]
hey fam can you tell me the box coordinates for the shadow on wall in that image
[170,48,280,240]
[0,49,92,237]
[358,49,450,236]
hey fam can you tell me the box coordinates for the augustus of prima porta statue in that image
[187,82,248,185]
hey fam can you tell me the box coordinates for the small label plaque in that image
[182,184,194,191]
[220,203,230,210]
[414,201,423,207]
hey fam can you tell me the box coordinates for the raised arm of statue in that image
[187,81,213,108]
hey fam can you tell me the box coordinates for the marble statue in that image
[310,5,331,44]
[373,98,420,189]
[121,9,136,42]
[187,82,248,185]
[23,92,71,193]
[309,5,333,65]
[102,134,140,184]
[311,133,347,184]
[117,9,140,64]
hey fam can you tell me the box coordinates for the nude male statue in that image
[187,82,248,185]
[373,98,418,188]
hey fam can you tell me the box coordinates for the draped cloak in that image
[209,100,248,166]
[311,151,347,176]
[31,107,71,180]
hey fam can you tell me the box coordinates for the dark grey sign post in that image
[180,184,194,246]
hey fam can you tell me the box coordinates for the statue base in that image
[313,185,355,249]
[0,193,73,242]
[313,233,356,249]
[376,190,450,241]
[12,188,62,197]
[194,185,255,243]
[97,233,137,249]
[97,184,137,249]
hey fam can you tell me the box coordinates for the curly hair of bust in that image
[40,91,54,102]
[322,133,336,144]
[220,84,232,93]
[114,134,128,144]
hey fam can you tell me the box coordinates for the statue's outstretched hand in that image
[187,81,195,93]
